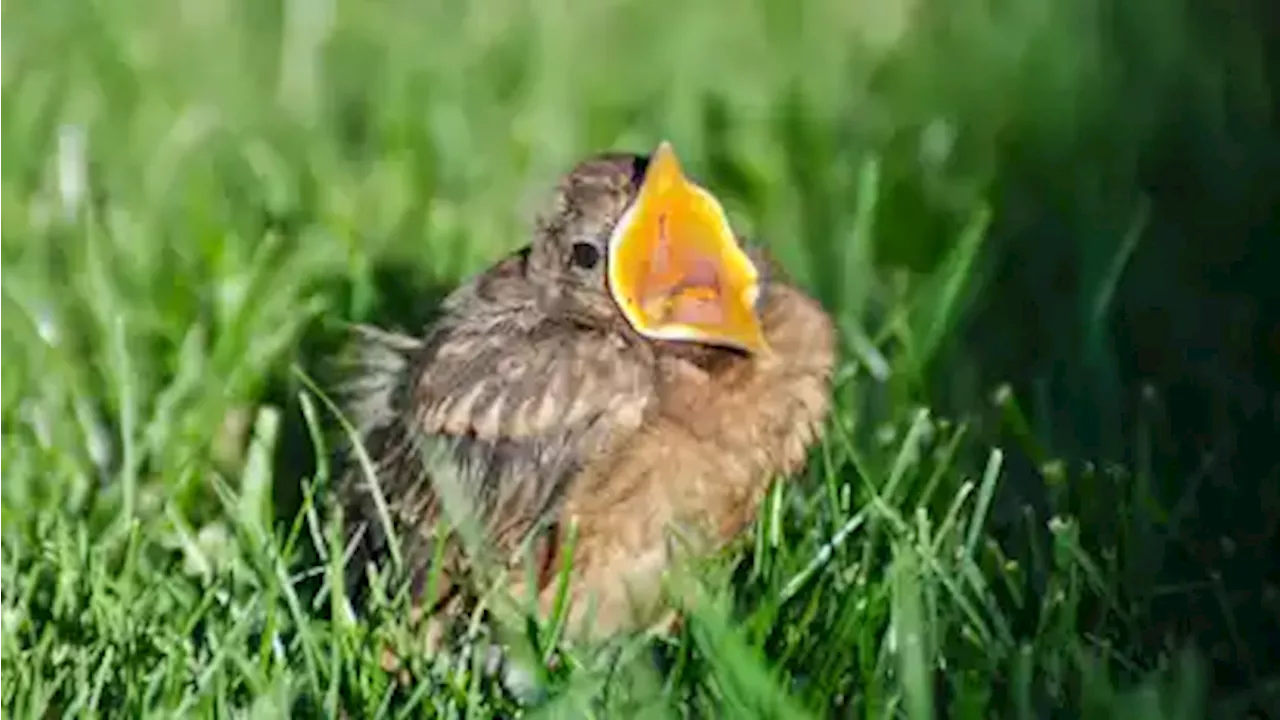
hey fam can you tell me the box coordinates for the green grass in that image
[3,0,1272,716]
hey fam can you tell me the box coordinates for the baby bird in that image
[336,142,835,644]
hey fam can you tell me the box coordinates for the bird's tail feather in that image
[329,323,426,609]
[337,324,424,435]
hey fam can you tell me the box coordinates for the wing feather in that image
[336,253,656,611]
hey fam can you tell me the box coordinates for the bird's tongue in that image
[641,251,728,327]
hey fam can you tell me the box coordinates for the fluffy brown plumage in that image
[336,146,835,644]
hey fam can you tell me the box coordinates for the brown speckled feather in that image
[543,279,835,635]
[335,150,835,642]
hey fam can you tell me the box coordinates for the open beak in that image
[607,141,768,354]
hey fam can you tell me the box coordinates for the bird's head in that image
[528,142,769,355]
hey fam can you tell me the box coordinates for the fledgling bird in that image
[336,142,835,646]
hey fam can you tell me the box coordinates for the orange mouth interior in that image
[607,142,767,354]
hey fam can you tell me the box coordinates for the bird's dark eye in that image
[570,241,601,270]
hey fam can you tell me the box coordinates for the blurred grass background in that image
[3,0,1279,716]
